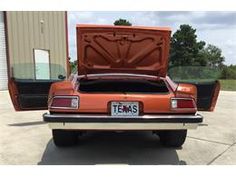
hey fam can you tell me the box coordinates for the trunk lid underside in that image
[77,25,171,77]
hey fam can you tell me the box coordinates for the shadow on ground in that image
[38,131,186,165]
[8,121,46,127]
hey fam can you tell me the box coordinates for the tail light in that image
[171,98,196,110]
[50,96,79,109]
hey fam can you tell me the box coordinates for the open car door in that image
[169,66,221,111]
[8,63,66,111]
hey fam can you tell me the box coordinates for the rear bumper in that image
[43,113,203,130]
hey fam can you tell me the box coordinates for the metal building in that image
[0,11,69,90]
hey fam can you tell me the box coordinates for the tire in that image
[159,130,187,147]
[52,129,78,147]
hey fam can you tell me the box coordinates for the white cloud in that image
[96,18,109,24]
[68,11,236,65]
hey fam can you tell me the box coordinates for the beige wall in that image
[6,11,68,79]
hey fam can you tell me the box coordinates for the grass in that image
[220,80,236,91]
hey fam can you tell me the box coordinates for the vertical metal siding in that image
[6,11,67,79]
[0,12,8,90]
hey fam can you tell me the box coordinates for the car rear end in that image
[8,24,219,148]
[43,74,203,147]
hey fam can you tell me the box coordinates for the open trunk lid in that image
[76,24,171,77]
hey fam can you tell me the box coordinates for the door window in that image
[168,66,221,83]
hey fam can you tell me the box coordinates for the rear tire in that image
[159,130,187,147]
[52,129,78,147]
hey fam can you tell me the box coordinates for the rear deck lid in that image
[77,24,171,77]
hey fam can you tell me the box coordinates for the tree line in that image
[169,24,235,79]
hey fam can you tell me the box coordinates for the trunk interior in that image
[78,79,169,93]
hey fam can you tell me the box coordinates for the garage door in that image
[0,12,8,90]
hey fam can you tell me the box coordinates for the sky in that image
[68,11,236,65]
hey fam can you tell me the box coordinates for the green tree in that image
[221,65,236,79]
[69,60,77,74]
[199,44,225,68]
[114,18,132,26]
[170,24,205,66]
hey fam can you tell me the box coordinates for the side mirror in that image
[58,74,66,80]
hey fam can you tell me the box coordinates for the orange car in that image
[8,24,220,147]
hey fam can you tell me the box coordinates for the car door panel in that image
[9,78,57,111]
[191,80,220,111]
[169,66,221,112]
[177,80,220,111]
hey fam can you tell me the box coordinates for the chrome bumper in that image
[43,113,203,130]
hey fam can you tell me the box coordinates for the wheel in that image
[159,130,187,147]
[52,129,78,147]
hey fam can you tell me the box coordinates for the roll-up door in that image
[0,12,8,90]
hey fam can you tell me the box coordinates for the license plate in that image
[111,102,139,116]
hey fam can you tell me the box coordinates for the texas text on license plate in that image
[111,102,139,116]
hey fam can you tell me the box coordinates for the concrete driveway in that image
[0,90,235,165]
